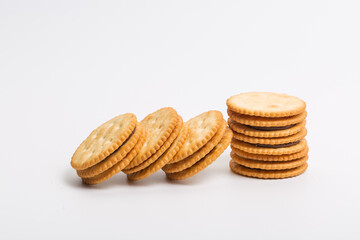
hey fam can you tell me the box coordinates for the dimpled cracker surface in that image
[231,151,308,170]
[123,116,183,174]
[171,110,223,163]
[227,109,307,127]
[71,113,137,170]
[163,119,226,173]
[231,139,307,155]
[81,127,147,185]
[230,160,308,179]
[227,92,306,117]
[233,128,307,145]
[125,107,179,168]
[127,123,189,181]
[76,123,145,178]
[228,119,306,138]
[231,146,309,162]
[166,127,233,180]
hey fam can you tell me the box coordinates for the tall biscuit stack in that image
[71,108,232,184]
[226,92,309,179]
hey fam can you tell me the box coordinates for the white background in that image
[1,0,359,239]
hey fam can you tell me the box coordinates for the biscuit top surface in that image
[173,110,223,161]
[227,92,306,117]
[71,113,137,170]
[133,107,179,160]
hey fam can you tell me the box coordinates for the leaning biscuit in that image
[228,119,306,138]
[229,160,308,179]
[81,127,147,185]
[123,115,183,174]
[227,109,307,127]
[124,107,179,169]
[127,123,189,181]
[77,123,145,178]
[163,119,226,173]
[231,151,308,170]
[71,113,137,170]
[166,127,233,180]
[171,110,224,163]
[227,92,306,117]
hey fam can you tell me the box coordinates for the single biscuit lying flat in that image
[124,107,179,169]
[166,127,233,180]
[231,146,309,162]
[231,151,308,170]
[71,113,137,170]
[233,128,307,145]
[230,160,308,179]
[228,119,306,138]
[77,123,145,178]
[127,123,189,181]
[227,92,306,117]
[123,115,183,174]
[171,110,224,163]
[227,109,307,127]
[231,139,307,155]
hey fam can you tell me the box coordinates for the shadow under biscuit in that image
[125,172,167,186]
[63,168,125,189]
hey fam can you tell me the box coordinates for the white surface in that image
[1,1,360,239]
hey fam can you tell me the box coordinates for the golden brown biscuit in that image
[231,139,307,155]
[232,128,307,145]
[124,107,179,168]
[127,124,189,181]
[81,127,147,185]
[123,115,183,174]
[229,160,308,179]
[228,119,306,138]
[163,119,226,173]
[171,110,224,163]
[231,151,308,170]
[227,109,307,127]
[231,145,309,162]
[227,92,306,117]
[77,123,145,178]
[71,113,137,170]
[166,128,233,180]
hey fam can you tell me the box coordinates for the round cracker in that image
[125,107,179,168]
[77,123,145,178]
[231,139,307,155]
[233,128,307,145]
[228,119,306,138]
[227,92,306,117]
[231,151,308,170]
[163,119,226,173]
[228,109,307,127]
[229,160,308,179]
[231,145,309,162]
[123,115,183,174]
[166,128,233,180]
[81,127,147,185]
[172,110,224,162]
[127,123,190,181]
[71,113,137,170]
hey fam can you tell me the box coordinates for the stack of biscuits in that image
[162,110,232,180]
[72,113,146,185]
[71,108,232,184]
[227,92,309,179]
